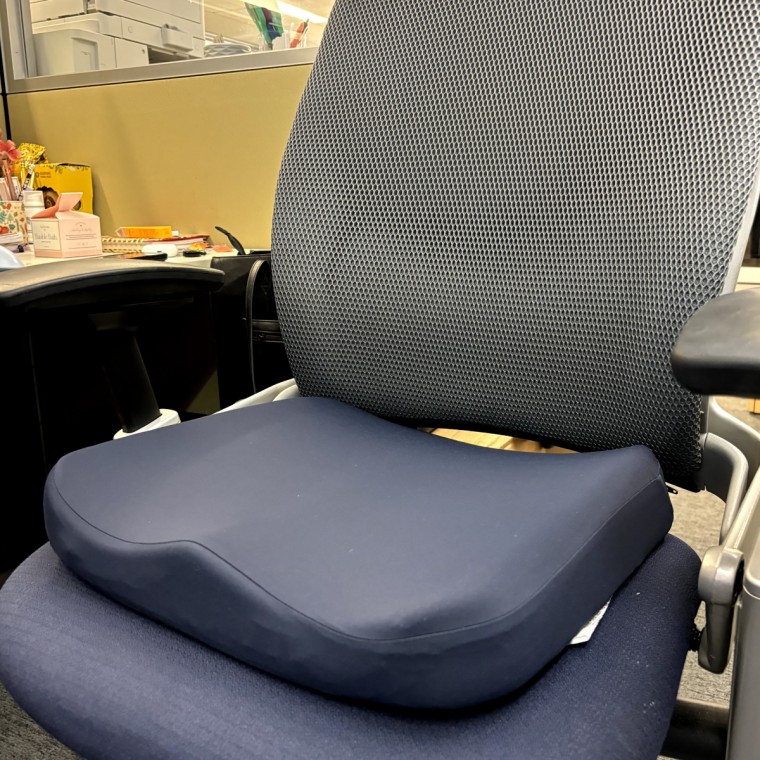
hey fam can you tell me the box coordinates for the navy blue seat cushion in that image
[0,539,700,760]
[44,396,673,709]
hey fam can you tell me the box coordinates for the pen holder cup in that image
[0,201,28,245]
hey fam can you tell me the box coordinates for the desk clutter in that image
[0,140,95,249]
[0,138,102,255]
[0,135,224,260]
[102,232,209,255]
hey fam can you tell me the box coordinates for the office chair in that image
[2,1,760,757]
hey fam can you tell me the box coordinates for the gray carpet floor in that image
[0,397,754,759]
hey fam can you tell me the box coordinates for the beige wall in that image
[8,64,312,247]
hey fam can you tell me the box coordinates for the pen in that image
[18,164,35,200]
[290,19,308,47]
[0,159,14,202]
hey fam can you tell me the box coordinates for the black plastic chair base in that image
[661,699,729,760]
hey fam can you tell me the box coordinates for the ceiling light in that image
[275,2,328,23]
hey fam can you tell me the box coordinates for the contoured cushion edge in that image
[44,399,673,709]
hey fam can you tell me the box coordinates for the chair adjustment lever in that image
[698,546,744,673]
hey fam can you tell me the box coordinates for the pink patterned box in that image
[31,192,102,258]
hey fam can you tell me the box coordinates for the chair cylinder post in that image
[661,699,728,760]
[93,323,161,434]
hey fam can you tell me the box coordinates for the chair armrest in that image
[671,290,760,397]
[698,439,760,674]
[671,290,760,674]
[216,378,299,414]
[0,258,224,312]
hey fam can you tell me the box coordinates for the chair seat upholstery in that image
[0,538,700,760]
[44,397,674,709]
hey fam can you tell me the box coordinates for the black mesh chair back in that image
[272,0,760,483]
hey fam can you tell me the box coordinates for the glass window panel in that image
[3,0,333,84]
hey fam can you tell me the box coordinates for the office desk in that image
[1,255,226,571]
[13,246,275,399]
[14,249,241,268]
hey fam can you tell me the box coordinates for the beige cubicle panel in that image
[7,63,312,246]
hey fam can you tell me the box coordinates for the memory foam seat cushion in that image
[44,396,673,709]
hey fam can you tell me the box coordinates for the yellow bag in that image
[34,163,94,214]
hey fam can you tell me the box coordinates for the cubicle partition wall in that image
[7,65,311,245]
[0,0,325,245]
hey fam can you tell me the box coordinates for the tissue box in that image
[34,163,94,214]
[31,192,102,258]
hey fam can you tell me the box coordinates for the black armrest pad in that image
[671,289,760,397]
[0,259,224,312]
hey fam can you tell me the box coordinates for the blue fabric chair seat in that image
[43,397,674,709]
[0,537,699,760]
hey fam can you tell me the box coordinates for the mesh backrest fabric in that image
[271,0,760,480]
